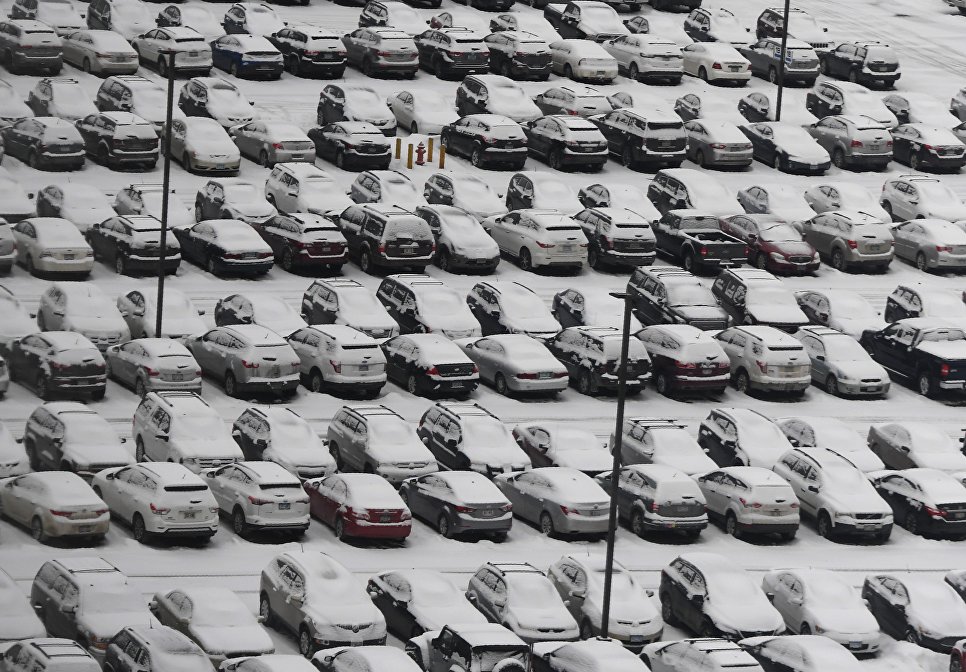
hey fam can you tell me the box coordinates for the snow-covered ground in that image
[1,0,966,668]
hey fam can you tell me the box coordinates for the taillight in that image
[738,498,762,508]
[376,50,391,57]
[455,505,475,513]
[248,495,272,505]
[516,372,537,379]
[272,142,283,150]
[471,364,479,374]
[941,363,951,378]
[536,241,554,249]
[560,505,577,515]
[426,366,439,376]
[145,367,159,377]
[49,509,73,517]
[602,236,613,249]
[924,505,947,518]
[847,240,858,249]
[242,360,259,369]
[743,246,750,256]
[699,246,708,256]
[567,109,578,115]
[650,501,659,512]
[712,62,722,70]
[790,502,799,509]
[304,50,319,56]
[675,360,697,370]
[937,245,953,252]
[329,359,342,373]
[378,244,386,254]
[710,143,726,149]
[150,503,170,515]
[923,144,935,152]
[500,503,513,512]
[850,139,864,147]
[756,360,768,373]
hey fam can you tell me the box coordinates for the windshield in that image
[824,335,871,360]
[453,178,494,197]
[747,284,796,307]
[382,179,417,201]
[603,338,647,359]
[667,283,716,307]
[807,574,858,602]
[68,293,118,316]
[440,211,479,232]
[507,573,558,604]
[171,413,223,437]
[737,416,786,447]
[193,599,252,626]
[368,416,416,445]
[413,579,455,606]
[828,292,876,318]
[760,224,800,242]
[595,569,638,601]
[538,181,573,200]
[919,328,966,343]
[708,571,761,602]
[63,414,115,444]
[341,289,383,315]
[581,6,621,25]
[462,416,512,445]
[134,88,167,109]
[824,462,870,488]
[162,292,195,314]
[225,183,260,202]
[209,85,245,106]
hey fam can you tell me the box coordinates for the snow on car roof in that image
[137,461,206,483]
[531,467,607,500]
[436,470,507,500]
[222,324,288,345]
[237,460,301,483]
[237,655,316,672]
[626,463,694,481]
[546,639,642,670]
[29,471,100,498]
[136,338,192,357]
[231,34,278,50]
[718,465,792,487]
[902,468,966,501]
[39,330,98,350]
[334,473,403,507]
[451,624,527,648]
[307,324,379,345]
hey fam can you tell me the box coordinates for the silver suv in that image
[804,114,892,170]
[187,324,300,398]
[801,210,893,272]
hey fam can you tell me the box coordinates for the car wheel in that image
[655,372,670,396]
[628,62,640,80]
[832,148,846,168]
[157,57,168,77]
[309,368,324,393]
[694,149,705,167]
[905,629,921,646]
[564,64,574,79]
[37,312,46,331]
[36,373,50,400]
[232,507,247,536]
[682,251,695,273]
[518,247,533,271]
[831,249,846,271]
[83,57,92,73]
[817,511,833,539]
[329,442,344,470]
[494,372,509,396]
[135,437,147,462]
[437,513,451,538]
[360,249,374,274]
[470,145,483,167]
[224,372,238,397]
[905,510,921,535]
[407,373,419,395]
[660,593,677,626]
[28,149,40,169]
[587,246,601,269]
[725,511,741,538]
[115,253,131,275]
[917,371,934,398]
[259,149,271,167]
[909,154,920,171]
[916,252,928,272]
[97,144,111,167]
[848,69,858,83]
[698,66,708,81]
[288,56,300,75]
[734,369,750,394]
[259,593,274,627]
[799,623,812,635]
[621,146,634,168]
[434,56,446,78]
[298,627,315,658]
[700,620,716,638]
[951,653,963,672]
[579,619,594,640]
[630,509,645,536]
[500,61,512,77]
[882,201,894,220]
[31,516,46,543]
[132,513,147,543]
[772,152,783,171]
[279,247,296,272]
[577,370,598,396]
[539,511,555,536]
[230,61,239,77]
[409,121,418,134]
[436,248,451,271]
[135,377,147,398]
[334,516,347,540]
[206,256,219,275]
[25,254,36,276]
[754,252,768,269]
[825,375,839,396]
[548,149,563,171]
[768,66,778,83]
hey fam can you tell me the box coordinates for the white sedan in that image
[802,182,891,222]
[512,422,611,474]
[387,90,459,135]
[116,287,207,340]
[169,117,241,175]
[0,471,109,543]
[132,27,212,76]
[203,461,310,537]
[457,334,568,396]
[12,217,94,278]
[681,42,750,84]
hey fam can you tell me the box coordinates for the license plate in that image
[380,514,390,523]
[359,364,368,371]
[170,373,183,381]
[954,512,965,520]
[630,636,645,643]
[216,164,225,169]
[870,144,881,151]
[538,372,552,379]
[78,525,92,532]
[188,51,198,56]
[729,65,741,71]
[595,70,605,75]
[849,642,862,649]
[64,254,74,260]
[279,502,291,510]
[291,154,303,160]
[184,510,196,519]
[271,365,280,376]
[480,509,497,517]
[770,509,784,516]
[450,381,465,389]
[860,386,878,392]
[562,245,574,253]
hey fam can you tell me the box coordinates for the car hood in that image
[504,314,561,334]
[915,341,966,360]
[675,304,729,322]
[465,441,528,466]
[228,200,276,218]
[706,599,783,634]
[911,602,966,638]
[551,448,612,473]
[833,316,886,340]
[264,446,334,470]
[306,599,381,627]
[80,612,159,639]
[924,202,966,220]
[809,605,880,634]
[507,604,576,630]
[191,624,275,655]
[368,439,435,464]
[67,314,129,334]
[423,312,480,333]
[746,304,809,324]
[771,240,815,256]
[0,613,46,641]
[454,193,507,218]
[654,449,717,475]
[304,192,354,216]
[66,441,133,466]
[172,436,243,459]
[826,448,884,472]
[66,206,118,232]
[154,315,208,338]
[410,600,487,631]
[488,97,542,123]
[1,190,35,216]
[831,359,888,381]
[910,450,966,471]
[825,486,892,515]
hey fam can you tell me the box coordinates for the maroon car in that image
[634,324,730,396]
[719,214,820,276]
[303,473,411,541]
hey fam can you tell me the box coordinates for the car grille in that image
[791,58,818,68]
[513,53,550,67]
[197,458,236,469]
[689,319,727,330]
[356,143,387,154]
[436,363,475,377]
[656,502,705,517]
[855,513,886,520]
[787,255,813,263]
[114,138,156,150]
[868,63,896,72]
[644,137,686,152]
[614,240,655,253]
[937,146,965,157]
[806,42,830,49]
[569,142,605,153]
[364,328,392,339]
[27,47,59,56]
[336,622,372,632]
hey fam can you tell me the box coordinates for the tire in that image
[682,251,695,273]
[698,66,707,81]
[905,629,921,646]
[91,388,105,402]
[587,247,601,269]
[768,66,778,84]
[951,652,963,672]
[655,372,670,396]
[832,148,846,168]
[31,516,46,543]
[831,248,847,271]
[114,253,128,275]
[259,593,274,627]
[780,530,796,541]
[230,62,239,77]
[36,373,50,400]
[909,154,920,171]
[470,145,483,167]
[882,201,894,220]
[410,122,418,134]
[135,377,147,398]
[725,511,741,538]
[259,150,271,168]
[436,248,451,272]
[407,373,419,395]
[539,511,555,536]
[825,375,839,396]
[700,620,717,638]
[917,371,934,398]
[694,149,705,167]
[25,255,36,276]
[224,372,238,398]
[548,149,563,171]
[335,516,347,540]
[37,312,47,331]
[206,256,219,275]
[83,57,92,73]
[97,144,111,167]
[772,152,783,171]
[800,623,812,635]
[309,369,324,393]
[360,249,374,274]
[564,64,574,79]
[629,62,639,80]
[660,594,677,626]
[621,146,634,168]
[334,147,348,170]
[434,56,446,79]
[817,511,833,539]
[734,369,750,394]
[754,253,767,270]
[28,150,40,169]
[132,513,147,543]
[518,248,533,271]
[157,57,168,77]
[630,509,645,536]
[494,372,509,396]
[577,370,598,396]
[848,69,858,83]
[916,252,928,272]
[437,513,452,538]
[280,247,295,272]
[232,507,247,536]
[329,442,344,470]
[136,437,147,462]
[579,620,594,640]
[299,627,315,658]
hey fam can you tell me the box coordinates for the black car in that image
[256,212,346,273]
[86,215,180,276]
[381,333,479,397]
[872,470,966,539]
[818,40,900,88]
[572,207,656,270]
[9,331,106,400]
[415,28,489,79]
[737,92,771,123]
[308,122,392,171]
[440,114,527,169]
[711,268,809,332]
[524,115,607,171]
[465,280,560,339]
[178,78,255,127]
[397,473,512,540]
[106,627,209,672]
[626,266,730,330]
[2,118,84,171]
[483,31,551,81]
[547,326,650,396]
[74,112,158,170]
[862,574,966,652]
[593,107,688,170]
[337,203,435,274]
[173,220,274,277]
[269,25,347,78]
[317,84,396,137]
[596,465,707,538]
[859,318,966,398]
[740,122,831,174]
[890,123,966,173]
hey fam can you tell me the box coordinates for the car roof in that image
[731,325,804,344]
[49,556,120,574]
[715,465,790,486]
[449,624,527,647]
[220,324,287,345]
[305,324,379,345]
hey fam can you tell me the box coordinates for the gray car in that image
[60,29,138,75]
[231,121,315,167]
[105,337,202,396]
[187,324,300,398]
[795,325,890,397]
[803,114,893,170]
[891,218,966,272]
[456,334,568,397]
[399,470,512,539]
[683,119,753,169]
[493,467,609,537]
[802,210,893,272]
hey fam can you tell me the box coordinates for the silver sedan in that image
[61,29,139,75]
[105,337,202,397]
[891,218,966,272]
[230,121,316,167]
[456,334,568,397]
[493,467,609,536]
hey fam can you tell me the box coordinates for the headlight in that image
[181,457,198,466]
[835,512,852,520]
[813,624,826,634]
[812,250,820,260]
[770,252,786,262]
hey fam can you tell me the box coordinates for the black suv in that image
[818,41,900,88]
[269,25,347,78]
[416,401,528,475]
[711,268,809,333]
[0,640,98,672]
[300,277,398,340]
[74,112,159,169]
[592,108,687,170]
[465,280,560,339]
[382,333,479,397]
[106,627,206,672]
[884,284,934,323]
[337,204,435,274]
[860,319,966,398]
[572,207,656,270]
[415,27,489,79]
[86,215,180,276]
[9,332,106,401]
[440,114,528,169]
[483,31,551,81]
[626,266,729,330]
[376,273,481,338]
[547,326,651,396]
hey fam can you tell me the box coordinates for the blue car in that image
[210,34,283,79]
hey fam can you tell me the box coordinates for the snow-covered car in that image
[150,586,275,663]
[210,34,283,79]
[313,646,423,672]
[696,467,800,540]
[644,639,763,672]
[457,334,568,397]
[868,422,966,472]
[230,121,315,168]
[12,0,84,35]
[189,324,300,398]
[884,286,966,329]
[132,27,211,77]
[88,0,154,41]
[880,174,966,221]
[91,462,218,543]
[417,401,527,475]
[736,184,815,226]
[264,163,353,218]
[348,170,423,210]
[423,172,506,220]
[174,219,274,277]
[504,171,583,213]
[718,214,818,276]
[34,184,114,233]
[535,641,653,672]
[309,122,392,172]
[738,636,864,672]
[259,551,387,655]
[775,416,884,472]
[397,471,512,540]
[595,463,707,538]
[489,13,560,45]
[300,278,398,341]
[873,468,966,538]
[133,391,243,472]
[711,268,810,334]
[23,401,132,474]
[194,178,277,225]
[803,114,893,171]
[26,78,97,122]
[179,78,255,128]
[683,119,754,169]
[213,293,305,337]
[0,567,46,640]
[659,552,785,640]
[862,574,966,652]
[633,323,729,396]
[388,90,458,134]
[795,325,890,397]
[204,461,309,537]
[0,419,29,477]
[231,406,336,480]
[37,282,130,351]
[222,2,285,37]
[883,92,959,129]
[773,447,893,541]
[8,331,107,401]
[761,569,880,652]
[105,338,201,397]
[740,122,831,174]
[553,287,643,333]
[318,84,395,136]
[697,408,794,469]
[613,418,717,475]
[806,82,897,128]
[413,205,500,273]
[794,289,885,340]
[465,562,578,643]
[576,184,656,218]
[376,274,481,340]
[440,114,528,169]
[482,210,586,273]
[465,280,560,340]
[802,182,890,222]
[114,184,194,231]
[0,167,36,223]
[304,472,411,541]
[456,75,542,123]
[512,423,608,474]
[495,467,609,537]
[714,326,811,396]
[0,80,32,126]
[368,569,488,637]
[117,288,206,340]
[1,472,109,543]
[549,39,617,83]
[482,31,551,81]
[286,324,387,396]
[646,168,742,217]
[168,117,241,175]
[891,218,966,272]
[12,217,93,278]
[890,123,966,172]
[525,114,607,171]
[358,0,424,36]
[547,555,663,646]
[681,42,750,83]
[603,35,682,84]
[157,4,224,40]
[684,6,750,46]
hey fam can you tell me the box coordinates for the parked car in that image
[719,214,819,275]
[795,325,890,397]
[117,288,206,340]
[264,163,353,217]
[711,268,810,332]
[414,205,500,274]
[131,27,211,77]
[231,120,315,168]
[635,324,730,396]
[890,123,966,172]
[465,280,558,340]
[269,25,346,78]
[801,115,892,170]
[188,324,299,398]
[289,323,387,396]
[12,218,93,278]
[342,27,418,78]
[602,35,681,83]
[213,293,305,336]
[338,203,434,274]
[697,467,799,540]
[204,461,309,537]
[398,471,512,540]
[659,553,785,639]
[592,106,688,170]
[86,214,180,276]
[304,472,411,541]
[231,405,336,479]
[8,331,106,400]
[300,277,398,341]
[755,7,831,50]
[194,178,276,225]
[735,185,815,227]
[174,219,274,277]
[259,551,387,656]
[11,0,83,35]
[684,7,749,45]
[0,168,37,223]
[0,286,33,355]
[714,325,811,396]
[376,274,479,339]
[643,640,763,672]
[806,82,898,128]
[367,570,487,641]
[387,90,458,134]
[358,0,426,34]
[890,219,966,272]
[738,636,864,672]
[0,568,46,640]
[548,326,650,396]
[317,84,396,136]
[440,114,527,169]
[91,462,218,543]
[422,173,506,220]
[862,574,966,652]
[739,37,818,86]
[884,92,960,128]
[465,562,578,643]
[455,76,542,122]
[495,467,609,537]
[552,287,643,332]
[872,468,966,538]
[105,338,201,397]
[149,586,275,663]
[652,211,747,275]
[406,624,528,672]
[156,5,224,40]
[179,77,254,128]
[880,174,966,221]
[348,170,423,209]
[1,471,108,542]
[647,168,742,217]
[3,117,84,171]
[613,418,716,475]
[482,209,586,273]
[87,0,153,41]
[458,334,567,397]
[222,2,284,37]
[683,119,754,169]
[740,122,830,174]
[794,289,885,340]
[23,401,131,474]
[776,416,883,472]
[326,404,437,483]
[802,182,890,221]
[802,210,893,272]
[114,183,193,230]
[548,39,616,83]
[681,42,750,84]
[533,85,611,119]
[596,463,707,538]
[884,286,966,328]
[95,75,186,132]
[512,423,608,474]
[697,407,794,468]
[489,12,559,43]
[415,27,489,79]
[626,266,730,331]
[417,401,528,476]
[860,319,966,398]
[36,282,131,350]
[867,421,966,472]
[132,391,243,472]
[210,34,283,78]
[504,172,583,213]
[168,117,241,175]
[26,78,96,121]
[483,31,551,81]
[310,122,392,172]
[0,19,62,74]
[818,40,900,86]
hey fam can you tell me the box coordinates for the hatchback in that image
[106,626,214,672]
[635,324,730,396]
[189,324,299,398]
[414,205,500,273]
[309,122,392,171]
[3,117,84,170]
[802,210,893,272]
[343,26,418,77]
[289,323,387,396]
[377,274,481,339]
[697,467,799,540]
[867,421,966,472]
[194,178,277,225]
[683,119,754,169]
[891,123,966,172]
[613,418,716,476]
[440,114,528,169]
[269,25,346,78]
[796,325,890,397]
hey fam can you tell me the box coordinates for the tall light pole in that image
[774,0,792,121]
[155,49,176,337]
[599,290,633,639]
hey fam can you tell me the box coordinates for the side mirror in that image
[807,485,820,493]
[569,589,585,599]
[815,355,825,361]
[690,594,705,607]
[197,309,206,316]
[700,25,708,32]
[899,445,911,452]
[445,438,458,450]
[255,438,268,448]
[156,434,169,441]
[53,310,65,317]
[789,597,803,606]
[60,604,77,614]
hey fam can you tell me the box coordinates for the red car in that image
[719,214,820,276]
[303,473,411,541]
[952,639,966,672]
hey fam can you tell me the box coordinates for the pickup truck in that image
[544,1,630,42]
[653,209,747,274]
[407,624,529,672]
[859,318,966,398]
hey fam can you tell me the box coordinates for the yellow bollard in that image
[439,146,445,169]
[427,137,434,162]
[395,138,402,160]
[407,144,414,169]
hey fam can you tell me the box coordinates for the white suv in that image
[880,174,966,222]
[203,461,310,538]
[264,162,353,216]
[714,325,811,396]
[696,466,799,541]
[133,391,243,473]
[91,462,219,543]
[286,324,387,396]
[483,209,587,273]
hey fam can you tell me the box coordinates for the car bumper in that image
[376,463,438,485]
[322,373,386,389]
[930,252,966,268]
[110,149,159,165]
[551,511,610,534]
[667,372,730,391]
[559,149,608,166]
[939,378,966,390]
[639,512,708,531]
[212,258,274,275]
[372,59,419,74]
[150,520,219,536]
[37,151,85,168]
[50,375,107,394]
[597,372,650,390]
[847,152,892,167]
[849,252,894,267]
[508,61,551,79]
[833,520,892,537]
[344,150,392,168]
[452,511,513,533]
[43,515,110,538]
[735,515,798,534]
[92,60,140,74]
[124,254,181,273]
[448,252,500,271]
[236,376,299,394]
[513,625,579,644]
[423,376,478,395]
[750,376,811,392]
[273,149,316,164]
[438,60,489,75]
[783,158,831,174]
[311,635,387,648]
[636,68,682,82]
[507,375,569,393]
[834,379,890,396]
[237,62,283,78]
[145,378,203,394]
[190,157,242,173]
[918,154,966,169]
[572,68,617,82]
[858,70,900,84]
[298,57,347,75]
[244,514,310,531]
[606,620,664,648]
[824,632,880,654]
[768,258,820,274]
[344,518,411,539]
[921,516,966,535]
[11,54,61,71]
[707,68,751,82]
[481,146,527,162]
[707,149,754,166]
